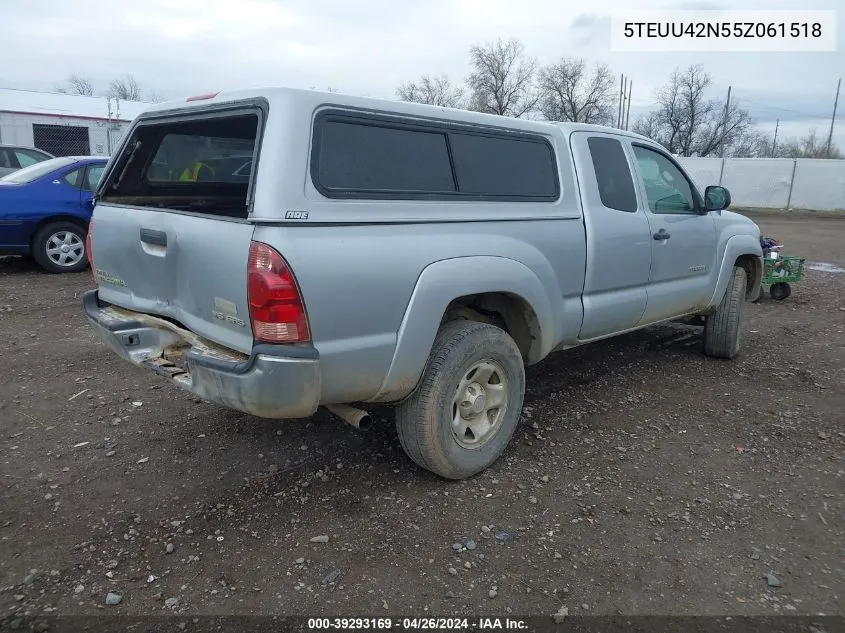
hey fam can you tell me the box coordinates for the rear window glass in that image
[449,134,557,198]
[0,156,76,184]
[99,111,260,218]
[316,121,455,193]
[147,134,255,183]
[587,137,637,212]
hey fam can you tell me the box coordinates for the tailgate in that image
[91,101,266,354]
[92,206,255,353]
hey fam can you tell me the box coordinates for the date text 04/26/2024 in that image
[306,618,528,630]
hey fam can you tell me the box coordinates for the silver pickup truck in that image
[83,88,763,479]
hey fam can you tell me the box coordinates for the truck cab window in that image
[586,137,637,212]
[633,145,697,214]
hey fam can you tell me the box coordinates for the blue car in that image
[0,156,107,273]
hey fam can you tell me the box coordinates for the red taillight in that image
[86,221,97,282]
[247,242,310,343]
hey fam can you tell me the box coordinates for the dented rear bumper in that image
[82,290,320,419]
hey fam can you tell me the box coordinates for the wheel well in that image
[441,292,541,362]
[735,254,762,301]
[30,215,88,248]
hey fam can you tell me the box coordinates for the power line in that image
[731,96,829,119]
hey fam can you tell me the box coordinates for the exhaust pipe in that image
[326,404,372,431]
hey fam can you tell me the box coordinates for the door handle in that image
[140,228,167,247]
[653,229,671,241]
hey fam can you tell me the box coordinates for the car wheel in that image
[32,222,88,274]
[395,320,525,479]
[703,265,747,359]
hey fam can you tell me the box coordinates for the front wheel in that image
[395,320,525,479]
[32,222,88,274]
[703,265,747,359]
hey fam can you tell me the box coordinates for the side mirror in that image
[704,185,731,211]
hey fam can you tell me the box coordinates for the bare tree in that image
[147,89,166,104]
[728,130,771,157]
[537,58,616,124]
[56,74,95,97]
[108,75,142,101]
[775,129,843,159]
[397,74,464,108]
[466,38,538,117]
[632,65,754,157]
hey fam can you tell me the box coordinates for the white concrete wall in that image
[721,158,795,209]
[0,112,130,156]
[0,112,36,146]
[677,156,845,211]
[789,159,845,211]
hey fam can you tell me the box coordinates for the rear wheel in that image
[703,265,747,359]
[395,320,525,479]
[32,222,88,274]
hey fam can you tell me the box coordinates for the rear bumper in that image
[82,290,320,419]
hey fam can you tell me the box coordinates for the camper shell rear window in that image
[99,105,263,219]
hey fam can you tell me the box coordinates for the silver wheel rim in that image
[45,231,84,267]
[451,359,508,449]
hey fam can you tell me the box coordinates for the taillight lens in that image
[86,221,97,282]
[247,242,310,343]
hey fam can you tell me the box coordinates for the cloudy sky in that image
[2,0,843,146]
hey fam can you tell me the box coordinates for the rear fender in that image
[371,256,555,402]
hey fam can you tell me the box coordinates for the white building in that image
[0,88,149,157]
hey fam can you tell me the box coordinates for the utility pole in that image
[720,86,732,158]
[617,74,625,128]
[106,97,113,155]
[771,119,779,157]
[617,75,623,128]
[621,76,628,128]
[624,80,633,130]
[826,78,841,158]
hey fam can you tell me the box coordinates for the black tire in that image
[32,221,88,274]
[769,282,791,301]
[395,320,525,480]
[703,265,747,359]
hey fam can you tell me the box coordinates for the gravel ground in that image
[0,211,843,622]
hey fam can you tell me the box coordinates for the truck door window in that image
[632,145,697,214]
[586,137,637,212]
